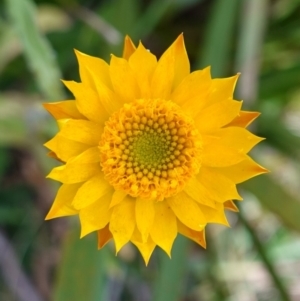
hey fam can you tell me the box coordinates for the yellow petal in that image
[122,35,136,60]
[128,42,157,98]
[83,61,124,114]
[110,55,140,103]
[184,177,217,208]
[195,99,242,132]
[72,172,112,209]
[202,135,247,167]
[150,201,177,256]
[196,166,242,202]
[62,80,108,124]
[167,192,206,231]
[109,190,127,208]
[44,133,89,162]
[47,148,101,183]
[171,68,211,117]
[170,33,190,89]
[45,183,81,219]
[74,49,112,89]
[131,229,156,265]
[109,196,136,252]
[47,164,100,183]
[68,146,100,164]
[97,224,113,249]
[177,220,206,248]
[224,200,239,212]
[206,126,264,154]
[199,203,229,226]
[150,34,191,95]
[208,74,239,106]
[59,119,103,145]
[79,190,113,237]
[227,111,260,128]
[135,198,155,242]
[43,101,85,120]
[214,156,268,184]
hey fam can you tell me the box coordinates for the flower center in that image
[99,99,202,200]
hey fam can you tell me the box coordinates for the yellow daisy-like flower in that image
[44,34,267,264]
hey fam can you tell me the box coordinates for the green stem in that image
[206,232,230,301]
[239,210,292,301]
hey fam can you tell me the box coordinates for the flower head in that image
[44,34,267,264]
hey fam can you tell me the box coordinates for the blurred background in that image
[0,0,300,300]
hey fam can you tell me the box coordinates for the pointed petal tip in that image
[260,167,270,175]
[73,48,80,55]
[123,35,136,60]
[74,49,85,63]
[201,235,207,249]
[173,32,187,49]
[80,227,91,239]
[124,34,131,41]
[200,235,207,249]
[253,162,270,176]
[45,210,67,221]
[161,247,172,258]
[224,200,240,212]
[177,32,184,41]
[114,246,121,255]
[43,141,50,147]
[113,240,126,255]
[42,102,50,109]
[45,212,53,220]
[137,246,155,266]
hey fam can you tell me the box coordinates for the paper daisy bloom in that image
[44,34,267,264]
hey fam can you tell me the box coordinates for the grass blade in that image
[53,225,109,301]
[153,236,189,301]
[196,0,240,76]
[235,0,269,103]
[5,0,64,100]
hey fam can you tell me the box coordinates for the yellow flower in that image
[44,34,267,264]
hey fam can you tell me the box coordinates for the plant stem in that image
[239,210,292,301]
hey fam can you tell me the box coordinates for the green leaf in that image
[5,0,64,100]
[153,236,189,301]
[53,224,109,301]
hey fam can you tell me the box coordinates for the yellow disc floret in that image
[100,99,202,200]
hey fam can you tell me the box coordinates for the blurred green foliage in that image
[1,0,300,301]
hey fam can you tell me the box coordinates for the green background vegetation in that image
[1,0,300,300]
